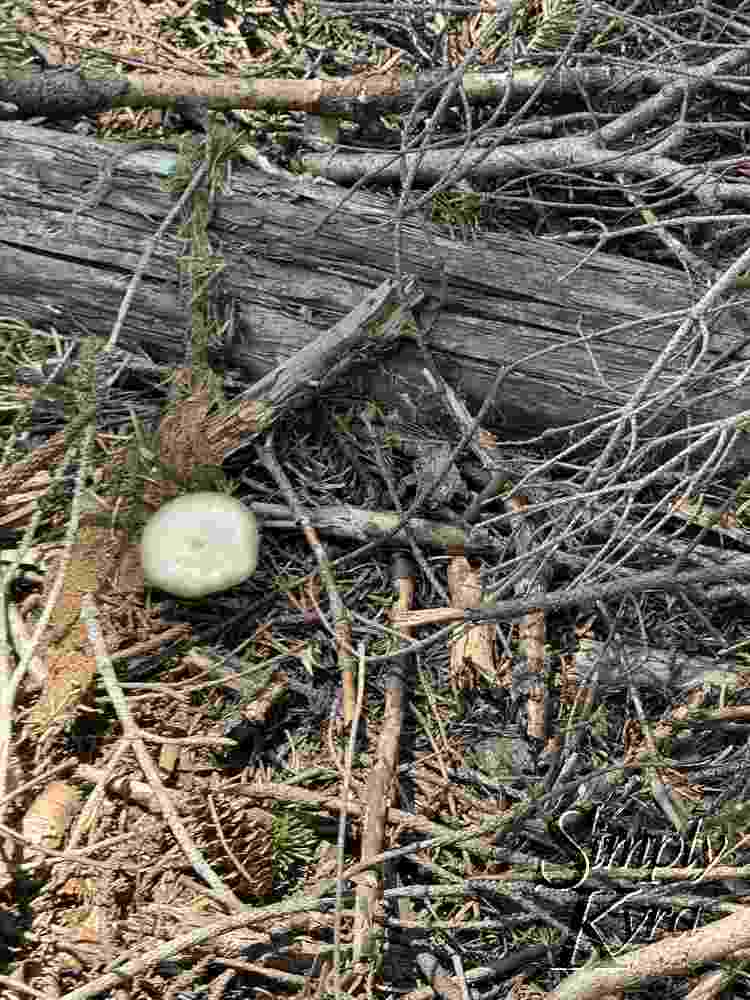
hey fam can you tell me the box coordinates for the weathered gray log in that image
[2,120,749,459]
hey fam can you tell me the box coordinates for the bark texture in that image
[2,121,749,458]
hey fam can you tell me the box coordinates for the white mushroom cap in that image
[140,492,259,599]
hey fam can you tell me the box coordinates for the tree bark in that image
[2,121,749,459]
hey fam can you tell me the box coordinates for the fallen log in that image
[2,120,750,464]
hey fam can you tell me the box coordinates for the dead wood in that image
[2,120,750,463]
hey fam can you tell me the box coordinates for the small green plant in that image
[702,799,750,849]
[272,805,321,884]
[431,190,482,228]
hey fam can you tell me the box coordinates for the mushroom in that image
[140,492,259,599]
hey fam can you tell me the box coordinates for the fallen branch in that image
[390,555,750,630]
[547,904,750,1000]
